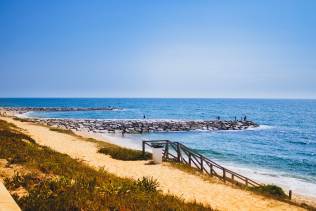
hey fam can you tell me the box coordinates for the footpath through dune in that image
[1,117,306,211]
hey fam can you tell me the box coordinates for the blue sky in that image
[0,0,315,98]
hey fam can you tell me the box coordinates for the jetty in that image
[0,107,120,114]
[27,118,259,134]
[1,106,259,133]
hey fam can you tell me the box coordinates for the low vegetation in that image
[169,161,291,201]
[98,145,151,161]
[250,184,287,199]
[0,119,211,210]
[49,127,77,136]
[168,161,203,175]
[12,117,32,122]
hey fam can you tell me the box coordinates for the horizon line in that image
[0,97,316,100]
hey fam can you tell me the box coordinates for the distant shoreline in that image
[1,97,316,100]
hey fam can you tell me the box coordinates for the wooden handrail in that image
[143,140,262,188]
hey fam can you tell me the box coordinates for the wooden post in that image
[142,141,145,157]
[165,143,169,159]
[231,174,234,181]
[223,169,226,182]
[289,190,292,200]
[188,153,192,166]
[200,157,203,172]
[177,143,180,162]
[245,178,248,186]
[210,164,213,176]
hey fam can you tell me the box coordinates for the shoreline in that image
[1,115,315,210]
[77,126,316,200]
[79,127,316,200]
[1,110,316,207]
[5,110,316,199]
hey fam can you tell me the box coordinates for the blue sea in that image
[1,98,316,196]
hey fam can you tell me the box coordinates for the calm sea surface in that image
[1,98,315,196]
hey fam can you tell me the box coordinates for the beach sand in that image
[1,116,312,211]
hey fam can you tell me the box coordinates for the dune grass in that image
[49,127,77,135]
[249,184,287,199]
[0,119,211,210]
[98,145,151,161]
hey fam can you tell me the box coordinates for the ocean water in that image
[1,98,316,196]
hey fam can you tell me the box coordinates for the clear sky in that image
[0,0,315,98]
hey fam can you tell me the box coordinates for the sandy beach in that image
[1,116,314,211]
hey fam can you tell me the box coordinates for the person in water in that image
[244,115,247,121]
[143,115,146,119]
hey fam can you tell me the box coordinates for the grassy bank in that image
[0,119,211,210]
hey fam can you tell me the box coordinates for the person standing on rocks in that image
[122,126,126,137]
[244,116,247,121]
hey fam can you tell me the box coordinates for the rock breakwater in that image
[0,107,120,114]
[28,118,259,134]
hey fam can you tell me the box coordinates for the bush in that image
[4,173,40,190]
[251,184,287,198]
[0,130,35,144]
[49,127,76,136]
[136,177,159,192]
[98,146,151,161]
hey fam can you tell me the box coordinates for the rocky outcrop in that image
[27,118,259,134]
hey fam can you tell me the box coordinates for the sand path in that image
[0,182,21,211]
[1,117,305,211]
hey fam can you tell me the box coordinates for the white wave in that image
[200,125,274,133]
[15,111,33,118]
[246,125,274,130]
[219,161,316,197]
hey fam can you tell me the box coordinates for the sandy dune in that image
[1,117,306,211]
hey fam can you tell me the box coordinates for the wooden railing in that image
[142,140,261,188]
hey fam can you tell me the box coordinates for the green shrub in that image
[12,117,31,123]
[98,146,151,161]
[136,177,159,192]
[49,127,76,136]
[250,184,287,198]
[0,130,35,144]
[4,173,40,190]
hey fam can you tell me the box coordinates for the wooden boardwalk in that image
[143,140,261,188]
